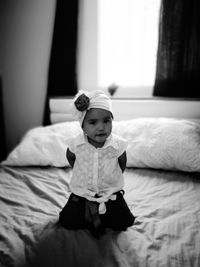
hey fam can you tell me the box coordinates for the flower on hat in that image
[74,93,90,112]
[70,90,90,123]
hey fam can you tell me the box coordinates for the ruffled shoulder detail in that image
[105,134,128,156]
[67,133,86,153]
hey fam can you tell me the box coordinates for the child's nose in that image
[98,122,105,131]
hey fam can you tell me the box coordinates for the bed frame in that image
[50,97,200,124]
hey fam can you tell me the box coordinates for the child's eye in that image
[104,118,111,123]
[88,120,96,125]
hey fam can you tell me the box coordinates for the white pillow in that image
[3,118,200,172]
[2,122,81,167]
[113,118,200,172]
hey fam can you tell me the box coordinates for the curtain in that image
[0,76,6,161]
[43,0,79,125]
[153,0,200,97]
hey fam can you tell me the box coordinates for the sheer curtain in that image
[43,0,79,125]
[98,0,160,95]
[78,0,161,97]
[153,0,200,97]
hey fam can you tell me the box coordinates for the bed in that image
[1,98,200,267]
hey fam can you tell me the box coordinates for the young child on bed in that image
[59,90,135,237]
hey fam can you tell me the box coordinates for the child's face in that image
[82,108,112,148]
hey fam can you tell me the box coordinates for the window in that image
[78,0,161,97]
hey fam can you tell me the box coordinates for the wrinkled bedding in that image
[0,165,200,267]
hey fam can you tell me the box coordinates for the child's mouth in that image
[96,133,107,137]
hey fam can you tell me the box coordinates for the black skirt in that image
[59,191,135,233]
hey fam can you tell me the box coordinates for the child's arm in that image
[66,148,76,168]
[118,151,127,173]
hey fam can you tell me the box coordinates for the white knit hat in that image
[72,90,113,125]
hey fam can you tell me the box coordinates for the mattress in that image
[0,164,200,267]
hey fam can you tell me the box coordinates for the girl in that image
[59,90,135,237]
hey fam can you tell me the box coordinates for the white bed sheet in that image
[0,165,200,267]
